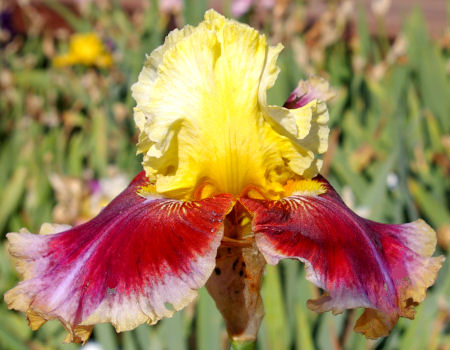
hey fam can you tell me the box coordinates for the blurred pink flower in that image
[159,0,182,13]
[231,0,275,17]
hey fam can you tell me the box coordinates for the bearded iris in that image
[5,10,444,345]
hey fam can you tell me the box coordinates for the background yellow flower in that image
[53,33,112,68]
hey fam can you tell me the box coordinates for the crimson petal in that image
[5,171,234,343]
[241,176,444,339]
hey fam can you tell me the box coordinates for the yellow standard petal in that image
[131,10,329,199]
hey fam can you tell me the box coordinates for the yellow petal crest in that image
[131,10,329,199]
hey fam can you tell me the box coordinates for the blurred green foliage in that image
[1,1,449,349]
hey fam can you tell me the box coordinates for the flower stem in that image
[230,339,256,350]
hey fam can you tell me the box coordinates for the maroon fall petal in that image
[5,171,234,343]
[241,176,444,339]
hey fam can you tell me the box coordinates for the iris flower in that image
[5,10,444,346]
[53,33,113,68]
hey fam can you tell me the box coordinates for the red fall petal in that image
[241,176,444,339]
[5,171,234,343]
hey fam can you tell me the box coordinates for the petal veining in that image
[4,171,234,343]
[241,176,444,339]
[131,10,330,199]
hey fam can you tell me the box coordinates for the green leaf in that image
[160,311,187,350]
[362,149,398,221]
[404,9,450,132]
[0,327,29,350]
[295,304,314,350]
[0,167,27,235]
[261,265,289,350]
[409,179,450,227]
[94,324,118,350]
[184,0,209,25]
[122,331,138,350]
[197,287,224,350]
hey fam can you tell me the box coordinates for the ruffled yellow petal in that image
[131,10,329,199]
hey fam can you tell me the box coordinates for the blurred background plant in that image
[1,0,449,349]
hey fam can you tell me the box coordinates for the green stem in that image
[230,339,257,350]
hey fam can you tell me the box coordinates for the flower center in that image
[223,202,253,240]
